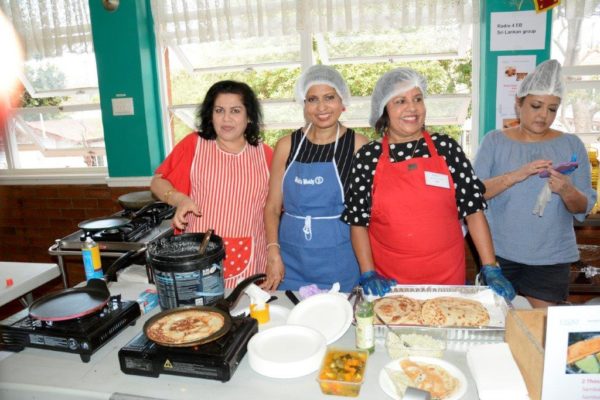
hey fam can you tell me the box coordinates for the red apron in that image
[369,131,465,284]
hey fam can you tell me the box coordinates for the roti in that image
[567,337,600,364]
[146,309,226,345]
[374,295,423,325]
[421,297,490,327]
[386,359,459,399]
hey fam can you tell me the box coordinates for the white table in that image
[0,278,531,400]
[0,262,61,307]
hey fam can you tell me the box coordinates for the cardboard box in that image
[505,309,547,400]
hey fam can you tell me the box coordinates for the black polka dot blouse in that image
[341,133,487,227]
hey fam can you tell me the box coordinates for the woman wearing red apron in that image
[151,81,272,288]
[342,68,515,300]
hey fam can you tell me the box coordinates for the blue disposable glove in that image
[481,265,516,301]
[359,271,397,297]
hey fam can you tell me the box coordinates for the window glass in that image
[551,4,600,148]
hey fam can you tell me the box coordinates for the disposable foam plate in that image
[286,292,353,345]
[247,325,327,378]
[378,356,467,400]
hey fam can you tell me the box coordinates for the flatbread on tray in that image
[146,309,225,345]
[374,295,423,325]
[373,295,490,327]
[421,296,490,327]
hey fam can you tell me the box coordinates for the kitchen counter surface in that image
[0,279,522,400]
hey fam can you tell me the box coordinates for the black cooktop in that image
[119,315,258,382]
[0,297,141,362]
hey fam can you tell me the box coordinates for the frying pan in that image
[78,216,131,232]
[27,250,139,321]
[118,190,157,210]
[143,273,266,347]
[29,278,110,321]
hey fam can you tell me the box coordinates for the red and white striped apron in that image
[188,139,270,288]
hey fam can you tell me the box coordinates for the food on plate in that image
[421,297,490,327]
[567,337,600,364]
[386,359,459,400]
[146,309,225,345]
[372,295,490,327]
[385,332,445,359]
[317,349,368,397]
[374,295,423,325]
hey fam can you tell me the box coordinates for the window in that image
[551,1,600,149]
[152,0,475,149]
[0,1,105,176]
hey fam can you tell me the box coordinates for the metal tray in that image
[356,285,512,344]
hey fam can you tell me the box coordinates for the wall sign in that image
[490,11,547,51]
[495,55,536,129]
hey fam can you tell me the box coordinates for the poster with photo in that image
[495,55,537,130]
[542,305,600,400]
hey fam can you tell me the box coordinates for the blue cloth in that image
[278,128,360,292]
[474,130,596,265]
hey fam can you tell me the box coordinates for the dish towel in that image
[466,342,530,400]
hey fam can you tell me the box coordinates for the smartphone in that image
[539,161,578,178]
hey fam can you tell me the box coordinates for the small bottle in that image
[355,299,375,354]
[82,236,104,280]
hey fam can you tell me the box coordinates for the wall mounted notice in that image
[542,305,600,400]
[495,55,536,129]
[490,11,547,51]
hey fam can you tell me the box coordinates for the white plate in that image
[378,356,467,400]
[232,304,291,331]
[286,292,353,345]
[247,325,327,379]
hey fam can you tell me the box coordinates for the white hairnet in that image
[369,68,427,127]
[295,65,351,106]
[516,59,564,98]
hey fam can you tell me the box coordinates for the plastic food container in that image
[317,348,368,397]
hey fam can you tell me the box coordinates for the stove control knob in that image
[67,338,79,350]
[81,342,90,351]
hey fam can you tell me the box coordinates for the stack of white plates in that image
[247,292,354,378]
[247,325,326,378]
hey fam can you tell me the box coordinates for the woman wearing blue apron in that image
[262,65,369,292]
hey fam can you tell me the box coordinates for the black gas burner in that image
[86,202,175,243]
[0,297,141,362]
[119,316,258,382]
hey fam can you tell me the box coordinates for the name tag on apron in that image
[425,171,450,188]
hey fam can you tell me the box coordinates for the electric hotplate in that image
[119,315,258,382]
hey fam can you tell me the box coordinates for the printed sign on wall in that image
[490,11,547,51]
[495,55,537,129]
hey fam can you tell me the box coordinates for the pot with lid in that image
[147,232,226,310]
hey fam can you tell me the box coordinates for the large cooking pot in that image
[147,232,227,310]
[143,273,266,347]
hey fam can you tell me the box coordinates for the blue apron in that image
[278,124,360,292]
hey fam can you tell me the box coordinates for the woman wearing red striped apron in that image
[343,68,515,300]
[151,81,272,288]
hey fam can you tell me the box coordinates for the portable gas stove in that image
[0,296,141,362]
[49,202,175,287]
[119,315,258,382]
